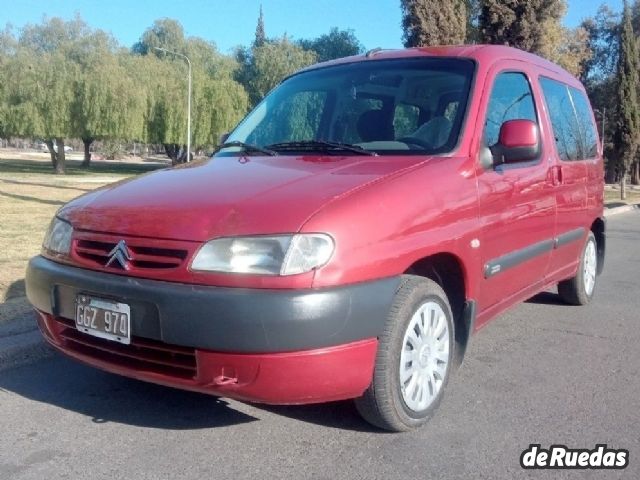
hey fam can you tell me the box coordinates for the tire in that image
[558,231,597,306]
[355,275,455,432]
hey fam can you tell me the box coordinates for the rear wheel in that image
[558,232,597,305]
[355,275,454,432]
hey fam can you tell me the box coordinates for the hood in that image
[61,155,427,241]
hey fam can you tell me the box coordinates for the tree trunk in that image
[163,143,181,166]
[45,139,58,170]
[605,158,617,184]
[82,137,93,167]
[620,167,627,200]
[55,138,66,174]
[632,161,640,185]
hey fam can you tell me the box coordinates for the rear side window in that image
[539,77,597,161]
[393,103,421,138]
[569,87,598,159]
[484,72,537,147]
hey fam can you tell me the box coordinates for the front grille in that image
[56,318,197,379]
[74,239,188,270]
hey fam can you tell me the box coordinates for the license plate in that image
[75,295,131,345]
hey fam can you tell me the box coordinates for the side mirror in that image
[491,119,540,166]
[219,132,230,145]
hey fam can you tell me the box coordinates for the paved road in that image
[1,213,639,480]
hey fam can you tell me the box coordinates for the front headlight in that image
[191,234,334,275]
[42,217,73,255]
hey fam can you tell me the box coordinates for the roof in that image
[297,44,577,85]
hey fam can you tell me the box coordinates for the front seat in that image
[411,116,452,149]
[357,109,395,142]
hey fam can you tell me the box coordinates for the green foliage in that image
[102,139,125,160]
[613,1,640,174]
[581,5,620,84]
[479,0,565,54]
[254,5,266,47]
[249,39,316,100]
[297,28,364,62]
[400,0,467,47]
[132,18,186,56]
[237,38,317,106]
[0,14,367,170]
[131,21,249,149]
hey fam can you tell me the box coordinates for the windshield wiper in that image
[267,140,378,156]
[215,141,277,156]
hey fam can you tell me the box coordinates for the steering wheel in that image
[398,136,432,149]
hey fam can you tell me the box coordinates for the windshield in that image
[219,57,474,157]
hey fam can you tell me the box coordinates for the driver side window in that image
[484,72,537,146]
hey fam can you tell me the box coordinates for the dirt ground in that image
[0,151,166,326]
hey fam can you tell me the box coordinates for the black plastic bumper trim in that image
[26,256,399,353]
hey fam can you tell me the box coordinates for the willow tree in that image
[11,17,89,172]
[131,19,252,161]
[136,55,189,162]
[0,49,42,145]
[72,49,146,166]
[2,46,76,173]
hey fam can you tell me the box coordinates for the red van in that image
[26,45,605,431]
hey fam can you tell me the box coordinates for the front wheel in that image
[355,275,454,432]
[558,231,597,305]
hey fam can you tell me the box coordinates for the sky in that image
[0,0,626,55]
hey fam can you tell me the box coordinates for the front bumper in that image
[26,256,398,404]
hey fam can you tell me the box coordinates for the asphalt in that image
[0,209,638,479]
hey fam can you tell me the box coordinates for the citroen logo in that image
[105,240,133,269]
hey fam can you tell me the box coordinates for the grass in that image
[604,189,640,205]
[0,154,165,325]
[0,157,166,179]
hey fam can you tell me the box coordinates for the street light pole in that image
[154,47,192,162]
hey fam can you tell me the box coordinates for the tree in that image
[0,26,16,138]
[254,5,266,47]
[132,18,186,56]
[479,0,565,54]
[73,49,146,166]
[580,6,620,183]
[464,0,481,42]
[236,38,316,107]
[613,1,639,199]
[133,19,250,161]
[400,0,467,47]
[6,17,88,173]
[581,5,620,84]
[63,28,145,166]
[298,28,364,62]
[538,25,592,77]
[248,39,317,103]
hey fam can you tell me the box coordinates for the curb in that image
[604,204,638,217]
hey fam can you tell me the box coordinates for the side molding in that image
[484,227,586,279]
